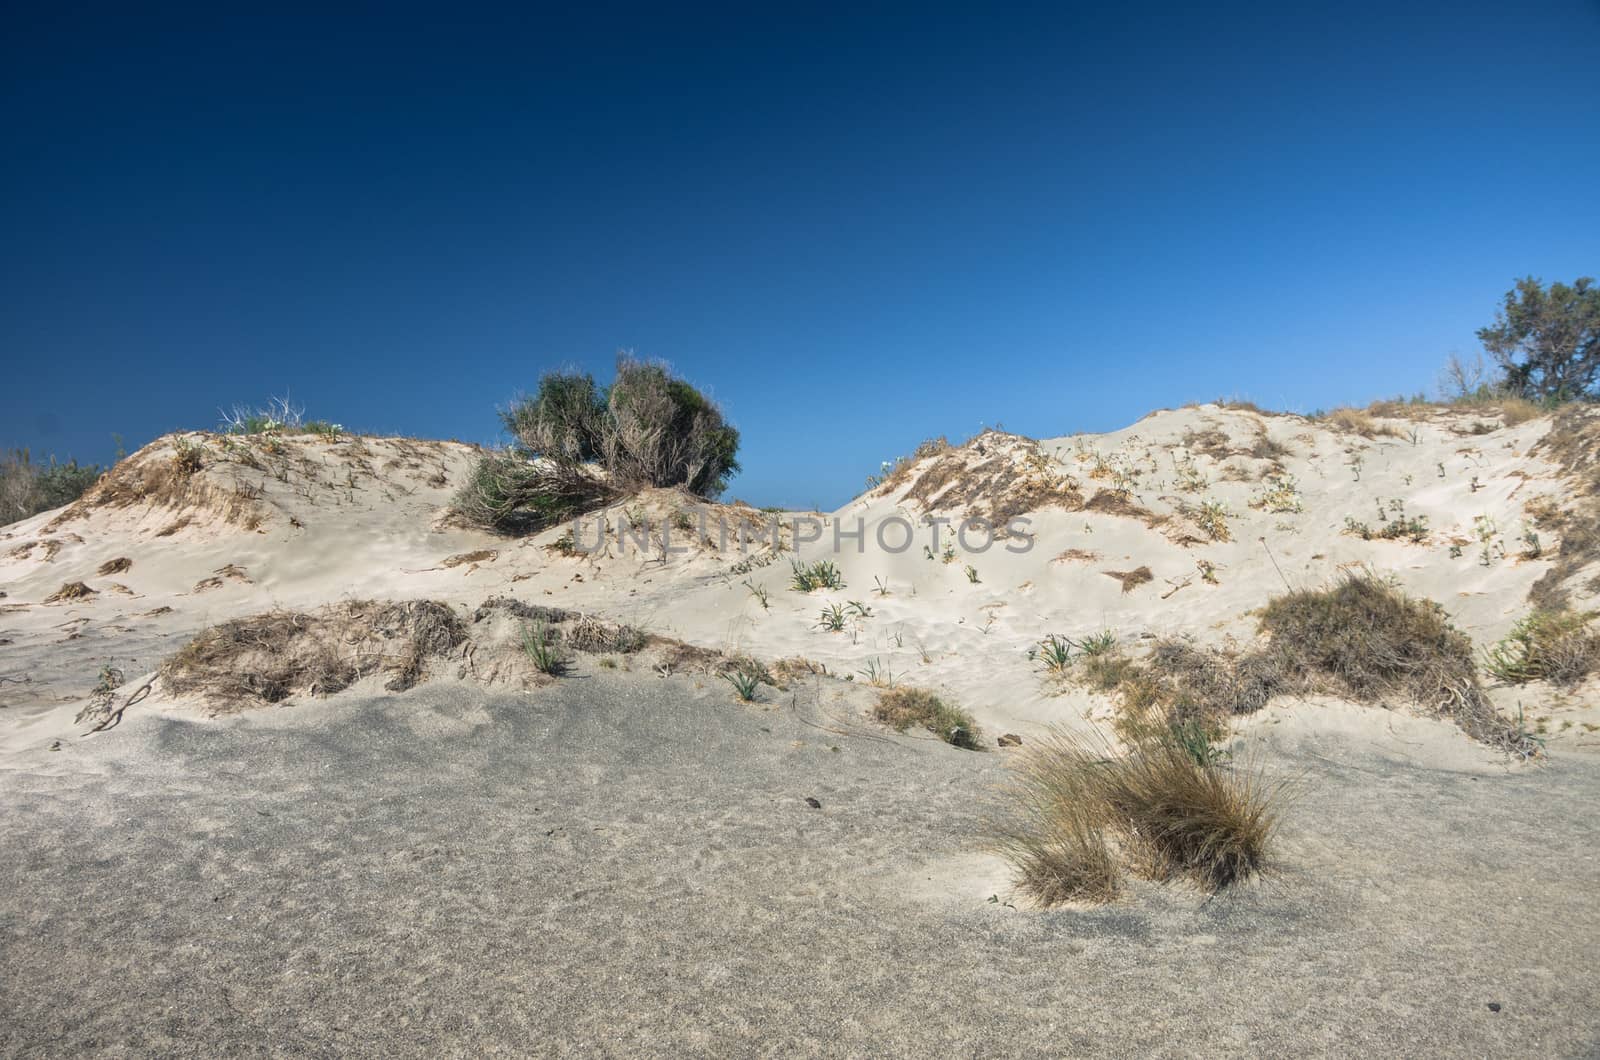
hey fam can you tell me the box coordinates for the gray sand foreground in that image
[2,675,1598,1057]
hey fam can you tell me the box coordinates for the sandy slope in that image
[2,403,1596,755]
[1,673,1597,1057]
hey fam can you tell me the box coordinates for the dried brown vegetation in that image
[45,436,264,532]
[1323,407,1401,439]
[160,600,467,708]
[44,581,96,602]
[872,686,980,749]
[1103,566,1153,594]
[96,557,132,575]
[898,433,1084,533]
[1069,573,1534,753]
[1260,573,1526,750]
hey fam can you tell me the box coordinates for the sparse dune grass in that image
[1483,610,1600,687]
[790,558,846,591]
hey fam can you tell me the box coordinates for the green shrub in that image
[790,559,845,592]
[502,357,739,495]
[453,451,616,534]
[520,620,567,676]
[1,449,103,525]
[464,356,740,533]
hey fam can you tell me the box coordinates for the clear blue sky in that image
[3,3,1596,508]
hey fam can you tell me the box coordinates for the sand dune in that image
[5,402,1600,1054]
[2,402,1596,757]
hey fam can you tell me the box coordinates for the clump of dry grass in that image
[994,718,1282,904]
[1260,572,1475,705]
[1323,407,1401,438]
[160,599,466,708]
[1483,610,1600,687]
[993,733,1124,903]
[1064,572,1532,753]
[1498,397,1543,426]
[1248,427,1290,462]
[1179,427,1237,460]
[441,549,497,568]
[1259,571,1527,750]
[566,614,648,654]
[451,451,618,535]
[44,581,96,602]
[96,557,132,575]
[872,686,980,749]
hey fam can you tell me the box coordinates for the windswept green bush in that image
[452,450,617,535]
[2,449,103,525]
[457,356,740,533]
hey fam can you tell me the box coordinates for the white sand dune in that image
[2,403,1597,757]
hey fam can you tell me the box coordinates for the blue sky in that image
[3,3,1596,508]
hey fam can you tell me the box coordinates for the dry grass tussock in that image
[1364,396,1543,428]
[1322,407,1402,438]
[872,686,980,749]
[451,452,618,535]
[160,600,467,709]
[993,716,1284,904]
[1067,572,1537,754]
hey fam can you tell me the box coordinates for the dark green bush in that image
[460,355,739,532]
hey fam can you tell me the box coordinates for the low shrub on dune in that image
[455,356,740,533]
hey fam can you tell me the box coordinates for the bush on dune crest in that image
[456,355,740,533]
